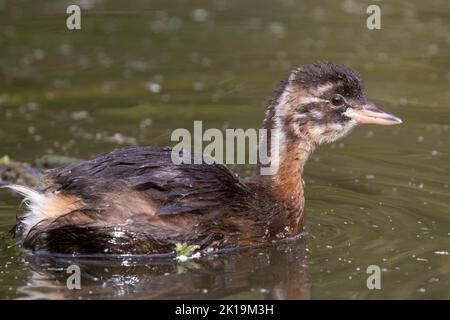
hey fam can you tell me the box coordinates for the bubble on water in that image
[417,136,424,143]
[416,257,428,262]
[77,0,97,10]
[434,251,449,255]
[127,61,148,72]
[418,288,426,293]
[33,48,45,61]
[78,55,89,68]
[341,0,362,13]
[146,82,161,94]
[312,7,326,21]
[267,21,286,38]
[45,91,55,101]
[193,81,205,91]
[0,95,8,106]
[150,12,182,33]
[59,43,72,56]
[399,97,409,106]
[426,43,439,56]
[53,78,72,89]
[101,81,114,93]
[431,150,440,156]
[366,174,375,180]
[139,118,153,129]
[71,111,89,121]
[191,8,209,22]
[26,101,40,111]
[200,56,211,67]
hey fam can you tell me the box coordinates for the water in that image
[0,0,449,299]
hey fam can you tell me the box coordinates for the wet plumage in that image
[6,61,402,255]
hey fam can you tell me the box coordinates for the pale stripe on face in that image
[298,96,328,104]
[310,82,334,96]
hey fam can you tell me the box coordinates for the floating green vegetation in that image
[174,242,200,258]
[0,155,10,166]
[0,154,80,187]
[35,155,81,168]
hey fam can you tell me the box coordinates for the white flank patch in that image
[3,185,49,239]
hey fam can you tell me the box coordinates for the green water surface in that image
[0,0,449,299]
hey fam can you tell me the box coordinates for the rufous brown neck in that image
[258,133,312,202]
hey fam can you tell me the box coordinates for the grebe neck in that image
[258,130,313,201]
[256,90,315,201]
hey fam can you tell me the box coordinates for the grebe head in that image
[265,61,402,148]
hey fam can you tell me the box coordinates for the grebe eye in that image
[331,94,345,106]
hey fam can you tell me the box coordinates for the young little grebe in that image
[7,61,401,255]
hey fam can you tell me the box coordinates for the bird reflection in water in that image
[17,241,311,299]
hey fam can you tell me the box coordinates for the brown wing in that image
[45,146,251,216]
